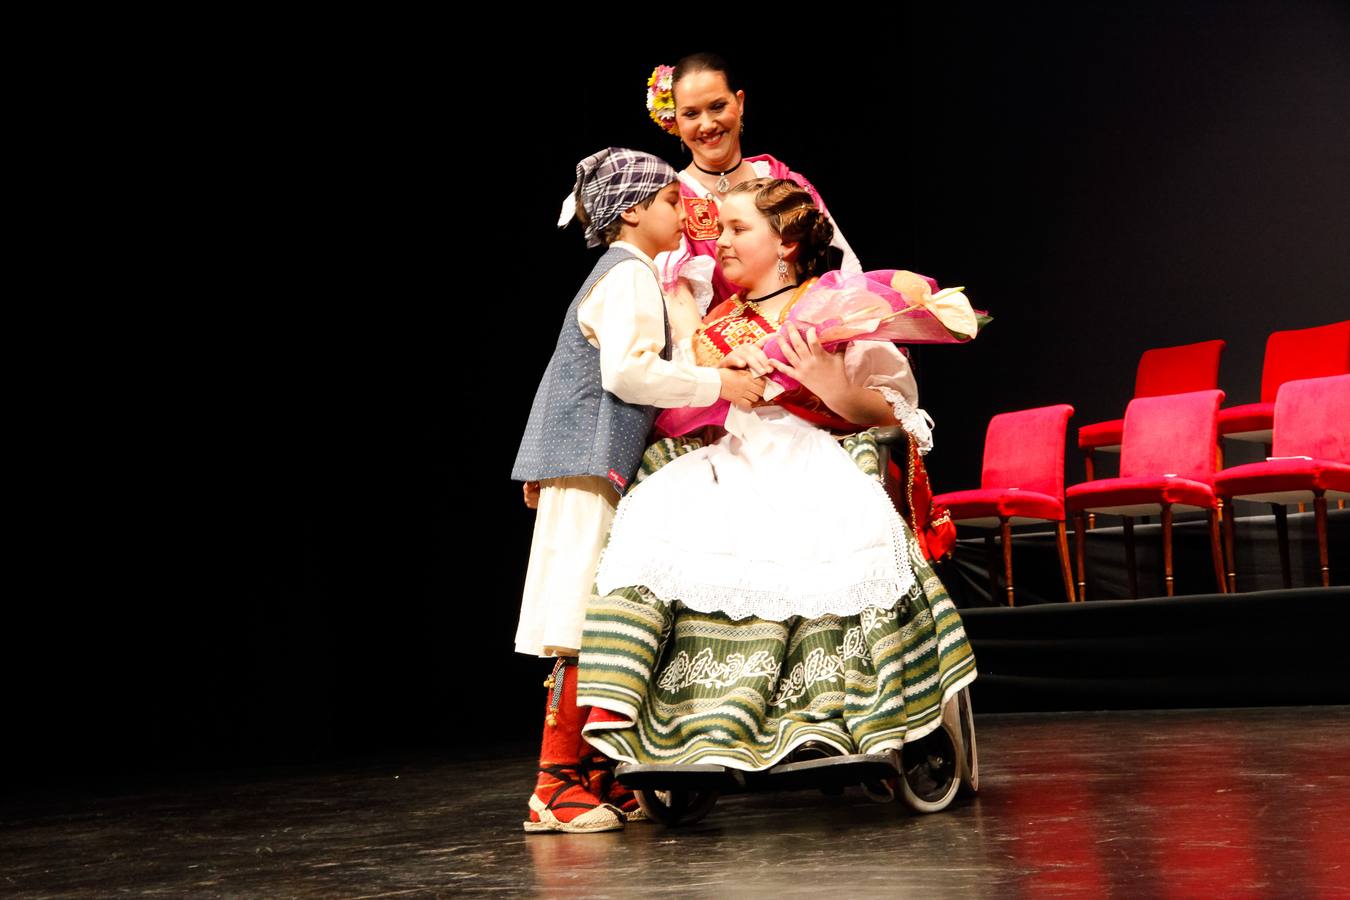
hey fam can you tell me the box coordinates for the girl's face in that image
[673,70,745,171]
[715,193,782,290]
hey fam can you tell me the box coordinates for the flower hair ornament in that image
[646,65,678,136]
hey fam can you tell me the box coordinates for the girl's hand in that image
[717,337,775,378]
[522,481,540,509]
[771,323,847,403]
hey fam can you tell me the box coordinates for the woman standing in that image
[647,53,861,339]
[644,53,956,559]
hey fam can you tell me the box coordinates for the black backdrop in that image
[16,3,1348,785]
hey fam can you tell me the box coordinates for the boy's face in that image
[627,182,685,255]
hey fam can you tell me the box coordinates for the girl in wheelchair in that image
[577,178,980,824]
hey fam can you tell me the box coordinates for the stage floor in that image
[3,707,1347,898]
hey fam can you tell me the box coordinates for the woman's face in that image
[673,69,745,171]
[715,193,781,290]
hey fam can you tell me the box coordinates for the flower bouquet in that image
[656,270,989,437]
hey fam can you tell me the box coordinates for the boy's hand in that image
[719,369,766,411]
[522,481,540,509]
[718,338,774,378]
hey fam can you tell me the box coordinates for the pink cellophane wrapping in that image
[655,270,985,438]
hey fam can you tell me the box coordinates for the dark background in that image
[15,2,1348,788]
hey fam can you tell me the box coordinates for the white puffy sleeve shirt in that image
[576,241,722,409]
[844,341,935,454]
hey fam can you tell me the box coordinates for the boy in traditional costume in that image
[512,148,763,833]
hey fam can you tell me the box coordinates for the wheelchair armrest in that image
[873,426,904,475]
[872,427,905,447]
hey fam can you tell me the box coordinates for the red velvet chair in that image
[1078,339,1226,480]
[1067,390,1227,600]
[1216,374,1350,590]
[1218,321,1350,444]
[934,405,1076,605]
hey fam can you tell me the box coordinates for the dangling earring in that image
[739,118,745,136]
[777,250,789,284]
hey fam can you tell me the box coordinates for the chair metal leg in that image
[1315,492,1330,587]
[1222,500,1237,593]
[1273,504,1292,588]
[1214,440,1226,525]
[1074,513,1088,601]
[1122,515,1138,599]
[984,532,1000,603]
[1161,504,1175,597]
[1085,451,1096,530]
[1208,508,1227,593]
[1000,517,1015,607]
[1055,520,1075,602]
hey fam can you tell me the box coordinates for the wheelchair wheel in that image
[898,720,960,814]
[634,788,719,826]
[953,687,979,796]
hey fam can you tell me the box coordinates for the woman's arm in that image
[656,237,717,344]
[665,279,704,348]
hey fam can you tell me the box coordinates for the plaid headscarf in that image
[566,147,679,248]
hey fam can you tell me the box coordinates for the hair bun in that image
[810,211,835,248]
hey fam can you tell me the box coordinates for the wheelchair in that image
[612,427,980,826]
[616,685,978,826]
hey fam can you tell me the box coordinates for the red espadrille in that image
[580,749,645,822]
[522,658,624,834]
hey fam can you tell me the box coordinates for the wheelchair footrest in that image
[760,752,900,792]
[615,763,732,792]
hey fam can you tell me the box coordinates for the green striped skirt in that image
[578,431,977,771]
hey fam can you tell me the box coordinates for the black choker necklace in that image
[744,284,798,305]
[693,157,743,193]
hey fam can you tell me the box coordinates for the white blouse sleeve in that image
[655,236,716,316]
[843,341,934,454]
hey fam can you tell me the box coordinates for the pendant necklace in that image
[694,157,743,194]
